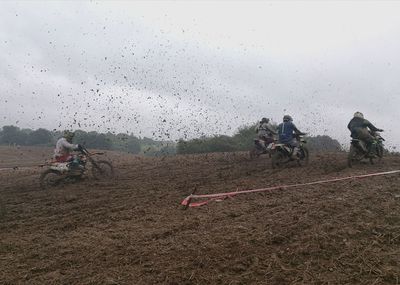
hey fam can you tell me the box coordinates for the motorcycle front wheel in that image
[92,160,114,180]
[297,146,309,167]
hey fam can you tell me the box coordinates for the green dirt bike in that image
[347,131,384,168]
[270,134,309,169]
[40,146,114,189]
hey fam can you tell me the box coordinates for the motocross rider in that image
[255,117,277,149]
[347,112,383,156]
[54,130,81,163]
[277,115,304,158]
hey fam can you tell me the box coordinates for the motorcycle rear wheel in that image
[249,148,259,159]
[348,145,363,168]
[376,144,384,161]
[40,169,62,189]
[271,151,285,169]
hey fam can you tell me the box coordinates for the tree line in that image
[0,124,342,156]
[0,125,175,156]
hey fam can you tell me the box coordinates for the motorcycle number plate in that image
[50,163,69,172]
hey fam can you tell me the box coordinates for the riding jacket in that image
[278,121,301,144]
[54,137,78,159]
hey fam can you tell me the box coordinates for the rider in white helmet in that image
[347,112,383,155]
[54,130,80,162]
[255,117,277,149]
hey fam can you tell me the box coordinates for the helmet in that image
[283,115,293,122]
[63,130,75,142]
[261,117,269,123]
[354,112,364,119]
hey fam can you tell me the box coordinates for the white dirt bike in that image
[270,134,309,169]
[40,146,114,189]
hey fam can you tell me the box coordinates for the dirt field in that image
[1,146,400,284]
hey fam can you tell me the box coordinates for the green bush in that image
[177,125,343,154]
[306,135,342,151]
[177,125,257,154]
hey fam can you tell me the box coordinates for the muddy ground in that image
[1,147,400,284]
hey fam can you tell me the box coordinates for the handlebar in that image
[77,145,89,155]
[294,133,307,138]
[77,145,104,156]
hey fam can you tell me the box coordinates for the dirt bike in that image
[249,137,275,159]
[270,134,309,169]
[40,145,114,189]
[347,131,384,168]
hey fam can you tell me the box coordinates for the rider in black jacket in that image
[347,112,383,155]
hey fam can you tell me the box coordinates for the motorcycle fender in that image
[283,146,292,154]
[272,144,283,151]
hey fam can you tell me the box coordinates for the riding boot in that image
[291,147,299,159]
[367,142,377,157]
[261,141,267,151]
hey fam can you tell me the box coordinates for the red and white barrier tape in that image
[181,170,400,208]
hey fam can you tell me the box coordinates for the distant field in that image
[0,145,53,168]
[0,145,134,168]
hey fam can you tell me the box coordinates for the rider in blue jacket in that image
[277,115,304,158]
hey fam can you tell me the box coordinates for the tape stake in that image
[181,188,198,210]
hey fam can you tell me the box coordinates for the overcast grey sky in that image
[1,1,399,148]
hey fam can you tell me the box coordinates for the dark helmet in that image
[283,115,293,122]
[261,117,269,123]
[353,111,364,119]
